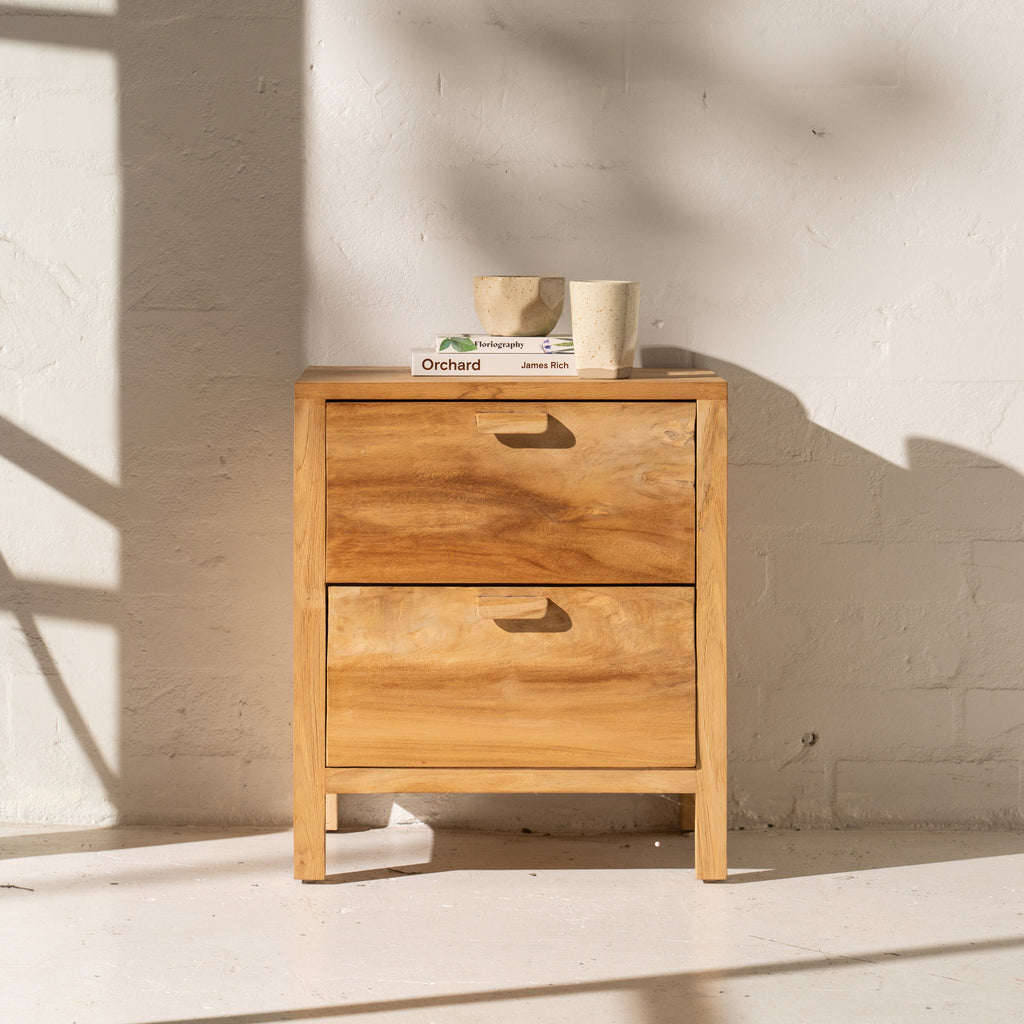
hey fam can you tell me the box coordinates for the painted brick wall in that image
[309,1,1024,831]
[2,1,1022,829]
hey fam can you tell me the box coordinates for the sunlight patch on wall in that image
[0,16,120,823]
[0,463,120,588]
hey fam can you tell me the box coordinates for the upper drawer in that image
[325,401,696,584]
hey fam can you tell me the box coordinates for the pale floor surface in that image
[1,824,1022,1024]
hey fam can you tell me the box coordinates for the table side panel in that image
[293,396,328,880]
[694,397,728,881]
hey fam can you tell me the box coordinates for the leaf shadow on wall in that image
[309,0,939,358]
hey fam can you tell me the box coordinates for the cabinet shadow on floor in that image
[317,826,1024,885]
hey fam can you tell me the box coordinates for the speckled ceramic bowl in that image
[569,280,640,378]
[473,276,565,336]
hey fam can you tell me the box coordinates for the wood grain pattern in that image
[296,366,728,401]
[326,586,696,769]
[679,793,696,831]
[326,767,700,794]
[475,411,549,434]
[293,396,328,880]
[325,794,339,833]
[694,398,728,881]
[476,594,550,619]
[325,401,696,585]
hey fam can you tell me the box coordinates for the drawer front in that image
[325,401,696,584]
[326,585,695,769]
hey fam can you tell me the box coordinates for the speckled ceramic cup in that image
[473,276,565,336]
[569,280,640,378]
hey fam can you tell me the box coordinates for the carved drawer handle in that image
[476,595,550,620]
[475,412,549,435]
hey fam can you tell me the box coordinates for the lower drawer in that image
[325,585,695,769]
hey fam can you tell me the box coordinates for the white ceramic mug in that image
[569,280,640,378]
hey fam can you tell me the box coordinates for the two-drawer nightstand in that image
[294,367,727,880]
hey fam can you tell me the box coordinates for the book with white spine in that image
[411,348,577,377]
[435,334,574,354]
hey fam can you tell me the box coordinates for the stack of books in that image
[411,335,576,376]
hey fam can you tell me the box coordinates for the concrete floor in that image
[1,824,1022,1024]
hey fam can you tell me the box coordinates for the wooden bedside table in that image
[294,367,727,881]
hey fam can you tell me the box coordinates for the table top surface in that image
[295,366,727,401]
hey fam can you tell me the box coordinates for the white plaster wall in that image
[2,1,1022,830]
[1,1,302,825]
[308,1,1024,832]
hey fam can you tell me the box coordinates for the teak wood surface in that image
[325,401,696,585]
[293,396,327,881]
[296,366,727,401]
[293,368,728,882]
[324,767,700,794]
[694,397,728,880]
[325,585,696,769]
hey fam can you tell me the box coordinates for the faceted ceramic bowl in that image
[473,276,565,336]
